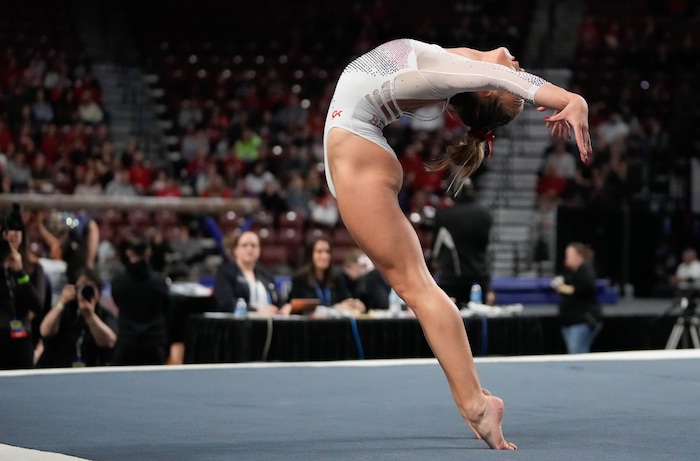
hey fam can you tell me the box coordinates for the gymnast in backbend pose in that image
[323,38,593,450]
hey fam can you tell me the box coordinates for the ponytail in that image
[433,90,524,191]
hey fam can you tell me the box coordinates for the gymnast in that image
[323,38,593,449]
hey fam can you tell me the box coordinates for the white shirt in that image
[675,260,700,289]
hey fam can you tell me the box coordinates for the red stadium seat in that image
[259,244,290,268]
[256,227,277,245]
[278,211,303,230]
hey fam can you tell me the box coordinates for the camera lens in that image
[79,285,95,302]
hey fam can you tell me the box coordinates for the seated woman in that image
[213,230,284,315]
[284,235,365,314]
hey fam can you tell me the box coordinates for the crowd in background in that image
[1,0,699,296]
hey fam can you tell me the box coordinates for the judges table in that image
[183,312,549,363]
[182,302,681,364]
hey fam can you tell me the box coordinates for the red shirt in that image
[156,185,182,197]
[129,165,153,190]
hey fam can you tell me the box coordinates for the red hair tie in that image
[468,128,495,157]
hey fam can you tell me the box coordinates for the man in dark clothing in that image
[357,268,392,310]
[111,235,170,366]
[431,179,495,305]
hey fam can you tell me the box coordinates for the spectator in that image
[38,267,117,367]
[670,247,700,292]
[194,163,220,196]
[358,267,392,311]
[105,169,138,196]
[284,171,311,221]
[39,123,60,163]
[0,208,43,369]
[111,235,170,366]
[259,179,288,223]
[77,90,104,125]
[73,166,104,196]
[551,242,603,354]
[4,152,33,192]
[32,88,54,125]
[339,247,372,300]
[30,152,54,193]
[535,162,568,211]
[152,171,183,198]
[180,125,209,162]
[186,147,213,184]
[309,184,340,229]
[4,204,50,361]
[128,149,153,194]
[233,126,262,166]
[243,160,275,196]
[177,99,203,131]
[200,174,233,198]
[540,138,577,180]
[431,178,495,305]
[149,229,173,274]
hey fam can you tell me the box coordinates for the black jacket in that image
[432,198,493,299]
[213,260,281,311]
[0,268,42,334]
[288,272,351,306]
[38,301,117,368]
[558,262,603,327]
[111,260,169,347]
[357,269,391,310]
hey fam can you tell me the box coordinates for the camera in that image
[1,203,24,234]
[0,239,11,262]
[77,284,96,302]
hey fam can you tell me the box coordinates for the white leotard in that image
[323,38,548,196]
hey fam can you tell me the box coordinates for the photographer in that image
[0,237,43,369]
[38,267,117,368]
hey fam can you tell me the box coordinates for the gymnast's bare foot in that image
[469,394,517,450]
[466,388,492,440]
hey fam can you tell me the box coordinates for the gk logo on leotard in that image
[369,115,385,128]
[331,110,343,119]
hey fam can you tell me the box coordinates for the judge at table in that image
[214,230,285,315]
[284,235,365,314]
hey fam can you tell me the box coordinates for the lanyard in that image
[4,268,18,319]
[315,284,332,306]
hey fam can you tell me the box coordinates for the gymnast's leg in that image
[326,130,516,450]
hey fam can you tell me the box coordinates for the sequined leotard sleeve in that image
[323,39,549,196]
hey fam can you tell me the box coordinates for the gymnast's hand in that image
[537,95,593,164]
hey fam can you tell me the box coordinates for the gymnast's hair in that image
[436,91,524,193]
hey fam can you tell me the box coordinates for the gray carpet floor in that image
[1,350,699,461]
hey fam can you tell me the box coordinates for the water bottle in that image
[388,288,403,316]
[469,283,482,304]
[233,298,247,318]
